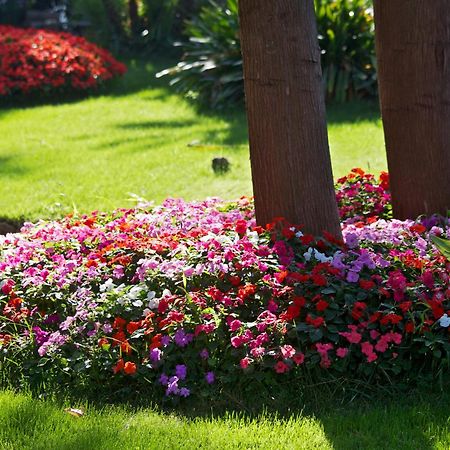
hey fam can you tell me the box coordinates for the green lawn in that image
[0,59,385,221]
[1,390,450,450]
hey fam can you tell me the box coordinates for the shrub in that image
[0,170,449,403]
[156,0,241,109]
[158,0,377,109]
[316,0,377,102]
[0,0,27,26]
[0,25,126,98]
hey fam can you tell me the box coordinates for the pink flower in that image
[274,361,289,374]
[336,347,349,358]
[229,320,242,332]
[369,330,380,340]
[361,341,377,363]
[280,344,296,359]
[250,346,265,358]
[240,357,251,369]
[375,337,389,353]
[292,352,305,365]
[339,330,362,344]
[231,336,244,348]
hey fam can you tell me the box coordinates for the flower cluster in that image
[0,25,126,97]
[0,172,449,401]
[336,167,392,223]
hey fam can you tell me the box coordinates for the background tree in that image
[238,0,341,237]
[374,1,450,219]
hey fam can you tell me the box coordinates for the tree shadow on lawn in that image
[0,155,29,177]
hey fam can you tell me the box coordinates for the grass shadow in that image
[0,155,28,177]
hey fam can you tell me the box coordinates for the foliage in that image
[0,0,27,26]
[70,0,126,50]
[0,25,126,98]
[70,0,213,51]
[1,171,449,404]
[156,0,241,110]
[431,235,450,262]
[158,0,377,109]
[316,0,377,102]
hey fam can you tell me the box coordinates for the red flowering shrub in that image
[0,25,126,97]
[0,172,449,403]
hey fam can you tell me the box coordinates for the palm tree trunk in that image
[238,0,341,238]
[374,0,450,218]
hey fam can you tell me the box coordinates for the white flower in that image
[247,231,259,244]
[313,249,333,264]
[99,278,114,293]
[439,314,450,328]
[127,285,143,300]
[303,247,314,262]
[303,247,333,263]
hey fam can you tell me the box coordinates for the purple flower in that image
[199,348,209,360]
[179,387,190,398]
[159,373,169,386]
[150,348,162,363]
[165,376,179,396]
[346,270,360,283]
[173,329,193,347]
[175,364,187,380]
[161,335,171,347]
[43,314,60,325]
[32,327,49,346]
[59,316,75,331]
[205,371,215,384]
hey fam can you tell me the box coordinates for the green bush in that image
[0,0,27,25]
[157,0,240,109]
[316,0,376,102]
[70,0,212,52]
[70,0,127,51]
[158,0,377,109]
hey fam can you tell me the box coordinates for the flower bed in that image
[0,170,449,401]
[0,26,126,97]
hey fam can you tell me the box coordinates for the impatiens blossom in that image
[439,314,450,328]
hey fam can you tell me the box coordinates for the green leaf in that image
[431,235,450,261]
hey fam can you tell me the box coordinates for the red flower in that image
[126,321,142,334]
[311,274,327,287]
[97,337,109,348]
[123,361,137,375]
[359,279,375,290]
[380,313,403,326]
[113,317,127,330]
[316,300,329,312]
[235,220,247,235]
[351,302,367,320]
[409,223,426,234]
[306,315,324,328]
[113,358,125,374]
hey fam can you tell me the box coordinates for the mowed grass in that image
[0,59,385,221]
[1,390,450,450]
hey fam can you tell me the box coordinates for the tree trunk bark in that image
[238,0,341,238]
[374,1,450,219]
